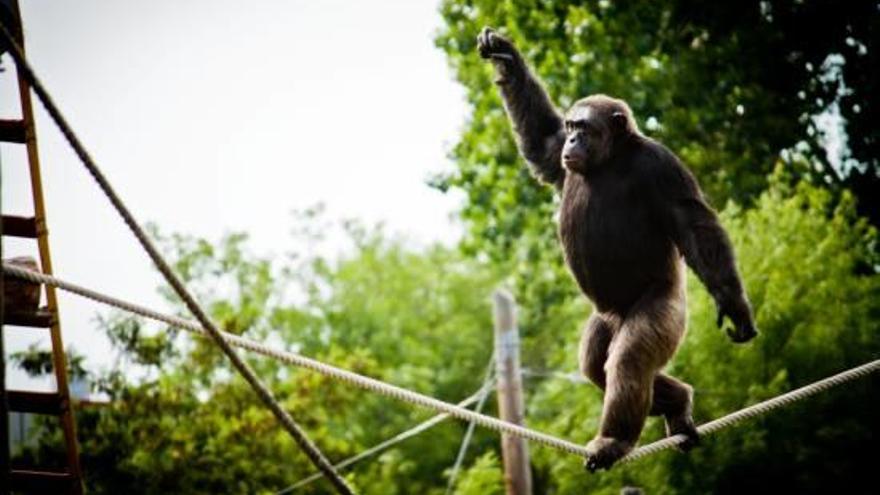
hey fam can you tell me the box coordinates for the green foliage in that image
[15,172,878,493]
[520,171,880,493]
[433,0,880,342]
[10,344,89,380]
[451,451,505,495]
[12,2,880,493]
[14,220,504,494]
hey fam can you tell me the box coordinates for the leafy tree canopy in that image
[433,1,879,312]
[11,2,880,493]
[15,173,880,493]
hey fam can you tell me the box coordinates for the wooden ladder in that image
[1,1,84,493]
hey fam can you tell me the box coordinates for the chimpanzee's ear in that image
[611,111,629,133]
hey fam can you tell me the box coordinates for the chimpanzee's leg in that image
[584,287,687,472]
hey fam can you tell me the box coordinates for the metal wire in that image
[444,358,496,494]
[6,264,879,469]
[279,378,496,494]
[0,23,354,495]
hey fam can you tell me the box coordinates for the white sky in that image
[2,0,469,390]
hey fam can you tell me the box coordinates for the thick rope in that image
[622,358,880,463]
[3,264,593,456]
[279,378,496,494]
[0,23,354,495]
[6,265,880,468]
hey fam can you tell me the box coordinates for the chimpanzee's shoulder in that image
[627,136,699,197]
[627,136,678,176]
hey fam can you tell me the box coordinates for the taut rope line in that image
[3,265,594,457]
[5,264,879,466]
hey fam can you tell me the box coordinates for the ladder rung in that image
[2,214,39,238]
[3,307,55,327]
[0,118,27,143]
[7,390,67,415]
[9,469,77,491]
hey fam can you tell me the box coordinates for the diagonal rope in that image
[0,23,354,494]
[445,358,496,495]
[279,377,496,494]
[6,264,880,468]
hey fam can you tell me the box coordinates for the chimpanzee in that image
[477,27,757,471]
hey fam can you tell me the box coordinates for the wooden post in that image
[492,289,532,495]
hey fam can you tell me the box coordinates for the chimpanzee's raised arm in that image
[653,149,758,343]
[477,27,566,188]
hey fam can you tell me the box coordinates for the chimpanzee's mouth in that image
[563,158,581,169]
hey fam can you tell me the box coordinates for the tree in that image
[434,4,879,488]
[12,2,880,492]
[432,1,879,349]
[14,179,880,493]
[475,171,880,494]
[13,219,503,494]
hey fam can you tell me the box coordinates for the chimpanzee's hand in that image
[715,294,758,343]
[476,27,525,84]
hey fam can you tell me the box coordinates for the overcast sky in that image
[2,0,470,390]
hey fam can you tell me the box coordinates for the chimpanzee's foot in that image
[667,384,699,452]
[583,436,633,473]
[665,412,700,452]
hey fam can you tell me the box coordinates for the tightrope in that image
[2,264,592,457]
[5,264,879,466]
[621,357,880,462]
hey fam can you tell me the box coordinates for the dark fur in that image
[477,27,756,471]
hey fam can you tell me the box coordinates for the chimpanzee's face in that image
[562,103,613,174]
